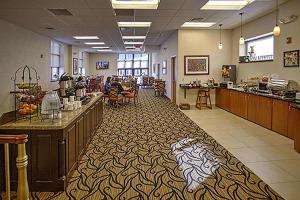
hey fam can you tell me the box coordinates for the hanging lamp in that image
[218,24,223,50]
[239,12,245,45]
[273,0,281,36]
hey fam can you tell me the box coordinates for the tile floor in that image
[181,106,300,200]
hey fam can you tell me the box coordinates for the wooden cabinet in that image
[229,90,248,119]
[77,115,85,157]
[0,96,104,192]
[272,99,289,136]
[288,107,300,144]
[216,88,230,111]
[247,94,272,129]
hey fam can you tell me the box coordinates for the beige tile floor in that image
[181,106,300,200]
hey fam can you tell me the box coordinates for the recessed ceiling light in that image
[124,41,144,45]
[125,46,136,49]
[92,46,110,49]
[97,49,113,52]
[118,22,152,27]
[181,22,216,28]
[122,36,146,40]
[201,0,254,10]
[85,42,105,45]
[111,0,160,9]
[73,36,99,39]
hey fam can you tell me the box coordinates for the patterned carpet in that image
[31,89,283,200]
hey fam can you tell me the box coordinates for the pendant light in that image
[239,12,245,45]
[218,24,223,50]
[273,0,281,36]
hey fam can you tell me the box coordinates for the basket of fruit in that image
[18,103,38,115]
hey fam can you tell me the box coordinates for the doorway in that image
[171,56,176,103]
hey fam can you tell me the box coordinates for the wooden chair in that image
[154,80,165,97]
[108,86,123,107]
[99,83,108,102]
[141,76,149,88]
[124,82,139,106]
[149,77,155,87]
[195,88,212,110]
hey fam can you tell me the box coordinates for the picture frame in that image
[96,61,109,69]
[283,50,299,67]
[73,58,78,75]
[184,55,209,75]
[162,60,167,75]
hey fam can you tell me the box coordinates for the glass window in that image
[134,61,140,68]
[134,54,141,60]
[50,41,64,81]
[118,61,125,68]
[117,53,149,77]
[141,69,148,76]
[125,54,133,61]
[241,33,274,62]
[125,61,132,68]
[134,69,141,76]
[141,61,148,68]
[141,54,148,61]
[118,54,126,61]
[125,69,132,76]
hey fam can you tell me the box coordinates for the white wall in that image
[231,0,300,84]
[159,31,178,100]
[177,29,232,105]
[0,19,63,115]
[88,53,118,80]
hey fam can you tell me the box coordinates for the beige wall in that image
[158,31,178,99]
[0,19,64,115]
[177,29,232,105]
[88,53,118,80]
[231,0,300,84]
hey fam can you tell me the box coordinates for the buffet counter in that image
[0,94,103,192]
[215,88,300,153]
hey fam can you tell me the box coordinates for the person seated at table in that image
[104,76,111,94]
[111,77,124,94]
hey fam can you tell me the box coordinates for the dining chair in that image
[99,83,108,102]
[124,81,139,106]
[108,86,123,107]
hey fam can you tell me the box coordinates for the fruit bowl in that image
[16,83,38,89]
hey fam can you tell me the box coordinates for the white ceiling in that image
[0,0,288,52]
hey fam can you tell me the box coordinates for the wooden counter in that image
[215,88,300,153]
[0,95,103,192]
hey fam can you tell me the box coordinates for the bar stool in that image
[195,88,212,109]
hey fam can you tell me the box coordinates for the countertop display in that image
[0,94,104,192]
[0,94,103,130]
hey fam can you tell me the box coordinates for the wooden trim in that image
[0,134,28,144]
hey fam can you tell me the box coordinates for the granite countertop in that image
[0,94,103,130]
[227,87,297,102]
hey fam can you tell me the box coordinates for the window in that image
[79,51,85,76]
[240,33,274,62]
[51,41,64,81]
[117,53,149,83]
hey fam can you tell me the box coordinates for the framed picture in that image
[162,60,167,75]
[96,61,109,69]
[73,58,78,75]
[184,55,209,75]
[283,50,299,67]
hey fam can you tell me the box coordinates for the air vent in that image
[48,9,73,16]
[114,9,134,16]
[190,17,204,22]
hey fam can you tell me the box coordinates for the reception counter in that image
[0,95,103,191]
[215,88,300,153]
